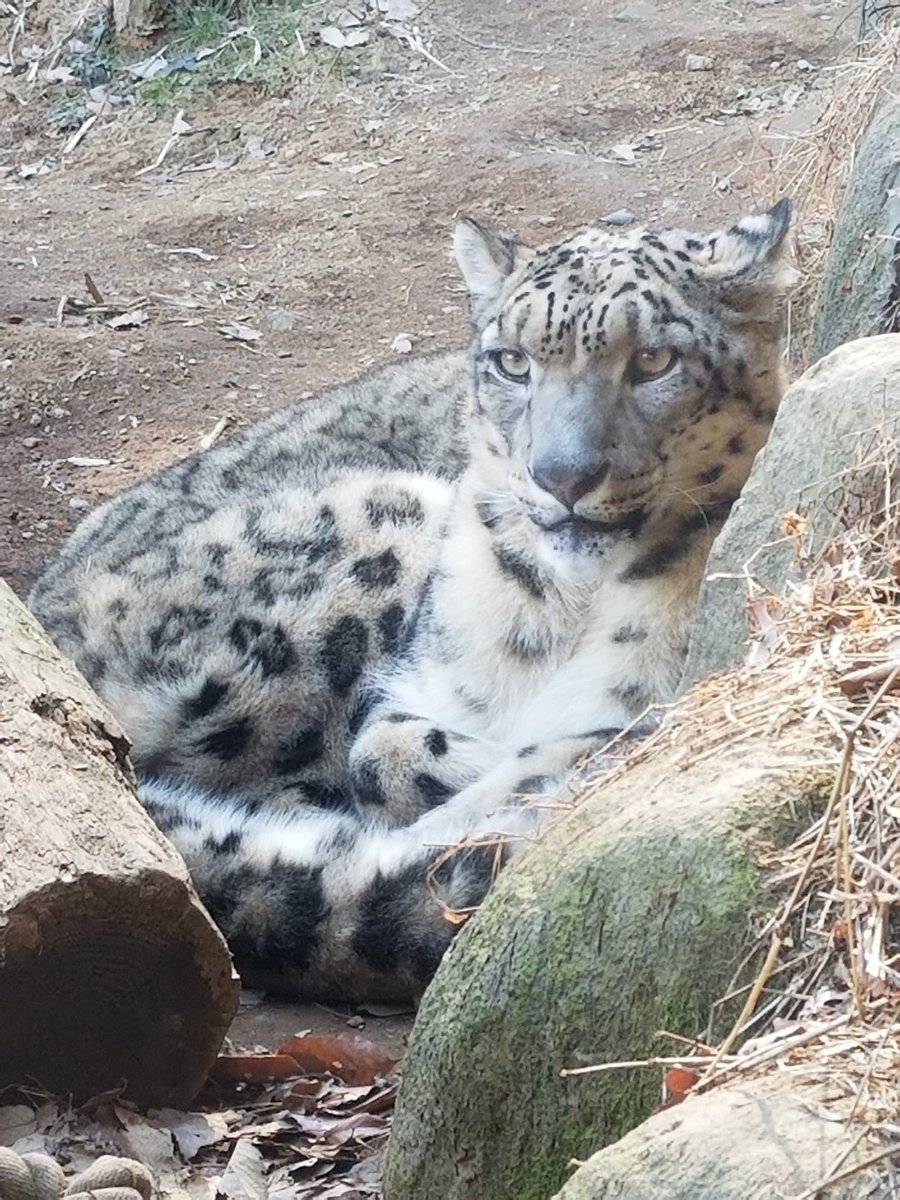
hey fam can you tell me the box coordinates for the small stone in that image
[685,54,714,71]
[346,1013,366,1029]
[68,497,90,511]
[613,1,652,19]
[22,436,40,448]
[266,307,296,333]
[602,208,636,227]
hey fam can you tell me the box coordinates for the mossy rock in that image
[682,334,900,685]
[811,93,900,361]
[383,723,829,1200]
[550,1077,871,1199]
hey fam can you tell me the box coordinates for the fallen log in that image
[0,578,239,1107]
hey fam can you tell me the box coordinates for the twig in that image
[791,1141,900,1200]
[701,744,853,1074]
[135,108,187,177]
[62,112,97,157]
[84,273,105,305]
[561,1054,724,1078]
[700,669,900,1080]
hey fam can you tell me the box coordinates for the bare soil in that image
[1,0,853,1051]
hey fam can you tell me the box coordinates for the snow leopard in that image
[30,198,795,1001]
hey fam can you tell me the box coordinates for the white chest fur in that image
[382,500,704,753]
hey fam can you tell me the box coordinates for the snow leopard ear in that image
[702,198,798,311]
[454,219,531,320]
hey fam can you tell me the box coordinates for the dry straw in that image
[768,20,900,365]
[561,440,900,1196]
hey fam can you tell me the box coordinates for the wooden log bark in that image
[0,579,239,1107]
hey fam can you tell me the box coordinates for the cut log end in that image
[1,578,240,1105]
[0,869,238,1107]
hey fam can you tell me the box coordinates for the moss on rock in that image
[384,741,830,1200]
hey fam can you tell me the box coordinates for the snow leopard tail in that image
[140,777,521,1002]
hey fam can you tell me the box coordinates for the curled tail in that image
[140,778,519,1001]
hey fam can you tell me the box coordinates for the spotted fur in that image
[30,201,795,1000]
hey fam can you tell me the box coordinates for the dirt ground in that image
[1,0,854,1054]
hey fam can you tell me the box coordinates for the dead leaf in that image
[0,1106,37,1147]
[165,247,218,261]
[837,660,900,698]
[217,1138,267,1200]
[154,1109,229,1160]
[277,1035,399,1086]
[44,65,75,83]
[266,307,296,332]
[663,1065,699,1104]
[319,25,346,48]
[605,142,636,163]
[217,322,263,343]
[128,52,170,79]
[114,1114,175,1176]
[214,1053,304,1083]
[289,1110,388,1147]
[745,597,778,669]
[107,308,149,330]
[20,159,52,178]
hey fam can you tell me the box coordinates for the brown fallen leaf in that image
[663,1065,699,1105]
[277,1035,399,1086]
[837,660,900,698]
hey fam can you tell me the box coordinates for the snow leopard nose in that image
[530,456,610,511]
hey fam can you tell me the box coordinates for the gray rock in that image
[811,93,900,360]
[383,723,828,1200]
[601,208,636,226]
[682,334,900,687]
[551,1079,872,1199]
[613,2,653,20]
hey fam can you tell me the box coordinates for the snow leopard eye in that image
[629,347,679,383]
[490,348,531,383]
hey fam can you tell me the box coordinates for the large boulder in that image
[682,333,900,685]
[383,711,830,1200]
[812,94,900,360]
[550,1077,872,1199]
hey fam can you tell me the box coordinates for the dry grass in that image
[762,23,900,365]
[565,440,900,1194]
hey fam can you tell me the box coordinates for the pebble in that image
[685,54,714,72]
[68,497,90,511]
[22,436,40,449]
[602,208,636,226]
[613,1,653,19]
